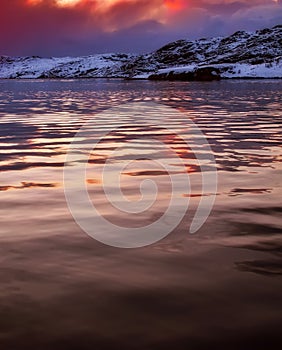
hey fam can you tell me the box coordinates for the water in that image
[0,79,281,349]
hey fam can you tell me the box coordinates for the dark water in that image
[0,79,281,349]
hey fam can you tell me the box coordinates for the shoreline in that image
[0,76,282,81]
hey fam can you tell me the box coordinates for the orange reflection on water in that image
[87,178,101,185]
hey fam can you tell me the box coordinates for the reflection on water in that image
[0,79,281,349]
[0,181,57,192]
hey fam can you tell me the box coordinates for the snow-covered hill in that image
[125,24,282,79]
[0,54,135,79]
[0,25,281,79]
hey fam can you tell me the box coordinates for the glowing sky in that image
[1,0,281,56]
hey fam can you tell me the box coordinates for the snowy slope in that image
[0,25,281,79]
[126,24,282,79]
[0,54,135,79]
[139,59,282,80]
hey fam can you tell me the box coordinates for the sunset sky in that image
[1,0,281,56]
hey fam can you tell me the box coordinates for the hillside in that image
[0,25,281,79]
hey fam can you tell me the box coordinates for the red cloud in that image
[164,0,187,11]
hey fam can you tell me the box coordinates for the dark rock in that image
[149,67,221,81]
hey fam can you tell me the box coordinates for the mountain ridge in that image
[0,25,281,79]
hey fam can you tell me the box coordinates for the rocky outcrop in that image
[148,67,221,81]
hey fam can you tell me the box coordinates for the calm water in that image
[0,79,281,349]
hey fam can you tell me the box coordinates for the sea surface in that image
[0,79,281,349]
